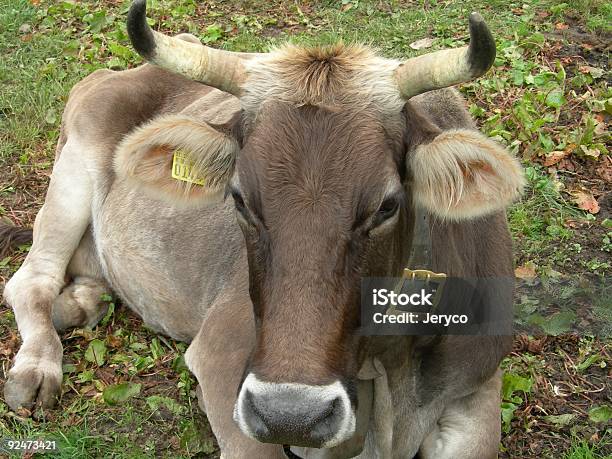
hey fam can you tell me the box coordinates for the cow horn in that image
[394,12,496,99]
[127,0,248,96]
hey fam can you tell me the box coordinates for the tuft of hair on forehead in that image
[261,43,374,103]
[242,42,405,118]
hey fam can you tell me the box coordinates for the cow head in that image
[117,0,524,449]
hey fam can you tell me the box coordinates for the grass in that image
[0,0,610,458]
[563,437,610,459]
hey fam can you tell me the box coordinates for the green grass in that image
[564,434,610,459]
[1,0,610,458]
[0,303,214,458]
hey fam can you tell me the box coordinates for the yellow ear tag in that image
[171,149,206,186]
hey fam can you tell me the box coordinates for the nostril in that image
[310,397,342,439]
[308,396,337,425]
[243,389,271,438]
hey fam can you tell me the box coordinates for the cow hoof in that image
[4,341,63,411]
[5,362,62,411]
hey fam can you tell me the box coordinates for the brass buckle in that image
[401,268,447,282]
[386,268,447,316]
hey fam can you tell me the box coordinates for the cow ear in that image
[408,128,525,220]
[114,114,239,205]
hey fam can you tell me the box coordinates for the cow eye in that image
[375,196,400,223]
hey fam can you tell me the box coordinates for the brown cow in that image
[2,1,523,457]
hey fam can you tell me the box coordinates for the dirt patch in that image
[501,335,611,458]
[546,11,611,70]
[191,1,327,41]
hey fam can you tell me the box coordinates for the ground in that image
[0,0,610,458]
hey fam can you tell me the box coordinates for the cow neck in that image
[387,207,447,314]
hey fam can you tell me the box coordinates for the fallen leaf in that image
[557,158,576,172]
[555,22,569,30]
[0,330,19,357]
[579,65,604,79]
[593,118,607,136]
[565,219,580,228]
[527,336,548,354]
[543,413,575,427]
[107,334,123,349]
[543,151,568,166]
[515,262,537,279]
[570,190,600,214]
[16,407,32,417]
[95,368,117,385]
[84,339,107,366]
[588,405,612,423]
[595,159,612,182]
[579,144,601,160]
[409,37,435,50]
[103,382,141,405]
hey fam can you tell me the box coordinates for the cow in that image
[1,0,524,457]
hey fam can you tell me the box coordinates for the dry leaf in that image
[565,219,580,229]
[543,150,568,166]
[16,407,32,417]
[579,65,604,78]
[593,118,607,136]
[570,190,600,214]
[596,158,612,182]
[579,144,601,160]
[558,158,576,172]
[515,262,537,279]
[555,22,569,30]
[409,37,435,50]
[107,334,123,348]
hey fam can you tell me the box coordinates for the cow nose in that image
[234,374,356,448]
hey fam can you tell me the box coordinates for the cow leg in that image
[3,138,93,410]
[418,369,502,459]
[53,229,110,331]
[185,288,288,459]
[52,277,110,331]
